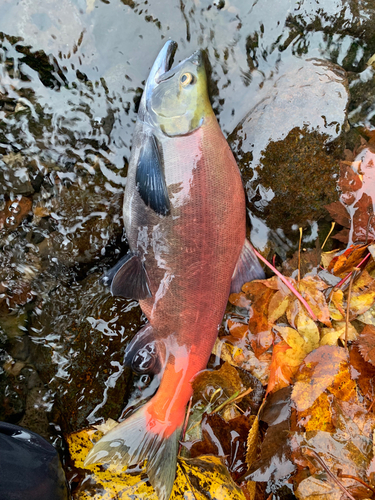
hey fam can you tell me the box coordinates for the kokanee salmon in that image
[84,40,264,500]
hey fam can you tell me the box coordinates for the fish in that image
[84,40,264,499]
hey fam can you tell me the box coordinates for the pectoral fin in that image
[136,133,170,216]
[231,239,265,293]
[101,253,152,300]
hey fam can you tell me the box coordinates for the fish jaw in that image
[139,40,177,119]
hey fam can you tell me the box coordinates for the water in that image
[0,0,374,496]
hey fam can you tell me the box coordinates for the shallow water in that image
[0,0,375,496]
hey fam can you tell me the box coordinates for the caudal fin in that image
[84,401,181,500]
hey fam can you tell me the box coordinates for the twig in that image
[179,397,193,453]
[303,449,357,500]
[337,470,375,495]
[211,386,253,414]
[253,248,318,321]
[298,227,303,282]
[345,267,360,348]
[321,222,335,250]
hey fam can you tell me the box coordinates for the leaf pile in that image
[65,147,375,499]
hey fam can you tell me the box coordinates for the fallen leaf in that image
[320,321,358,345]
[349,271,375,319]
[67,426,247,500]
[349,345,375,404]
[246,387,295,485]
[187,413,251,481]
[266,341,295,394]
[212,338,272,386]
[291,346,348,412]
[329,244,368,277]
[243,282,276,357]
[356,324,375,366]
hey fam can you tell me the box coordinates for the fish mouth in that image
[143,40,177,107]
[155,40,177,81]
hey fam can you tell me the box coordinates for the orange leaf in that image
[266,341,296,394]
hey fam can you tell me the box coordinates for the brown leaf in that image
[291,345,348,412]
[356,324,375,366]
[244,282,276,357]
[325,201,351,228]
[188,413,251,481]
[349,345,375,404]
[330,244,369,277]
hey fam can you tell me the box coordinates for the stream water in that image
[0,0,375,497]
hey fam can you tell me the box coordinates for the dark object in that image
[0,422,69,500]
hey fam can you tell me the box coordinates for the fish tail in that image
[84,400,181,500]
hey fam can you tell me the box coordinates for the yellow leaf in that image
[67,426,246,500]
[246,415,259,500]
[320,322,358,346]
[174,456,246,500]
[295,309,320,352]
[291,346,347,412]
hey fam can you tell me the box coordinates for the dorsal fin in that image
[101,253,152,300]
[136,133,170,216]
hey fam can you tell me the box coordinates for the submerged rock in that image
[29,272,145,433]
[228,56,349,252]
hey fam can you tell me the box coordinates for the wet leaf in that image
[328,289,345,322]
[356,324,375,366]
[349,345,375,404]
[295,276,331,327]
[320,321,358,345]
[191,362,244,411]
[329,244,368,277]
[187,413,251,481]
[246,388,295,484]
[266,341,295,394]
[291,346,348,412]
[212,338,272,386]
[296,365,357,432]
[67,426,247,499]
[328,151,375,244]
[176,456,247,500]
[349,271,375,319]
[243,281,276,357]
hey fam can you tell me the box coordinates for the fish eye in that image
[180,72,194,86]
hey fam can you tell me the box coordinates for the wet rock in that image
[29,272,145,433]
[35,176,124,266]
[0,154,36,196]
[228,56,349,250]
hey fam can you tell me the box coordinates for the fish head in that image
[140,41,213,136]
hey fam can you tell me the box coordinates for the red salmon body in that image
[84,41,264,500]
